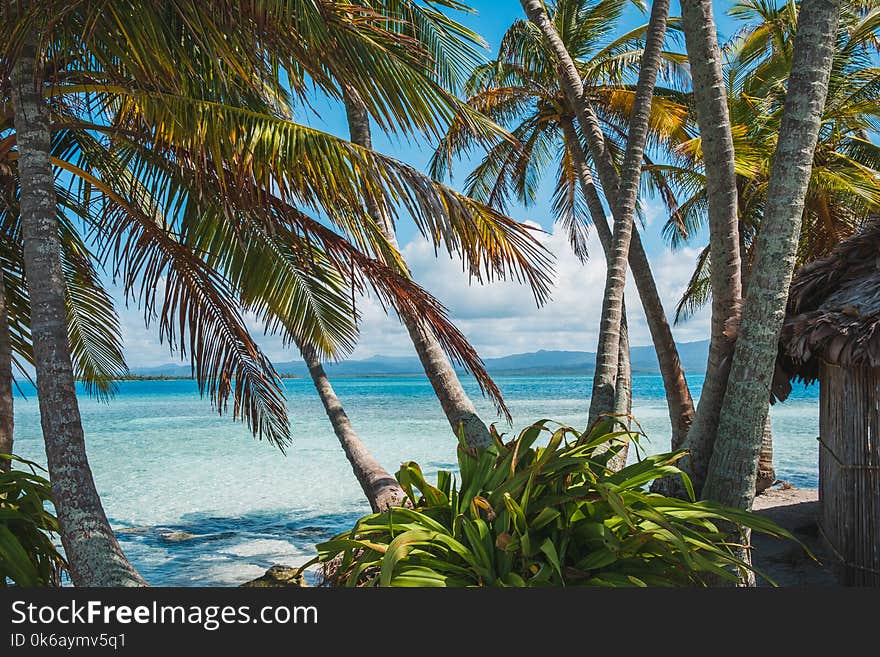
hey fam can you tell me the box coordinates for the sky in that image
[117,0,746,368]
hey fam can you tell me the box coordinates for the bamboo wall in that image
[819,361,880,585]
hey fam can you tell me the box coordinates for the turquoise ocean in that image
[11,374,819,586]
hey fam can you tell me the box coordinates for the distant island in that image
[118,374,212,381]
[125,339,711,380]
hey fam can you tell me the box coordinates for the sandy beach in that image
[752,487,839,586]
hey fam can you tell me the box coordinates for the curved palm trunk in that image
[675,0,745,496]
[560,117,694,448]
[558,117,632,468]
[519,1,621,202]
[343,91,492,449]
[582,0,670,425]
[298,341,406,512]
[521,0,690,437]
[11,34,146,586]
[0,274,13,472]
[702,0,839,512]
[520,1,635,423]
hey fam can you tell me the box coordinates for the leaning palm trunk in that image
[0,274,13,472]
[559,117,694,450]
[298,341,407,512]
[343,91,492,449]
[674,0,745,496]
[11,33,146,586]
[702,0,840,514]
[519,1,622,202]
[522,1,693,444]
[606,309,632,471]
[583,0,670,425]
[558,116,634,468]
[755,414,776,494]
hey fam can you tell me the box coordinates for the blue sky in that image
[119,0,747,368]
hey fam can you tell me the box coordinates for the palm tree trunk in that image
[521,1,690,438]
[297,341,407,512]
[755,413,776,494]
[583,0,670,425]
[614,314,632,425]
[0,273,13,472]
[607,309,632,470]
[675,0,745,496]
[557,116,631,468]
[343,90,492,449]
[740,227,776,497]
[519,0,621,203]
[11,32,146,586]
[560,117,694,448]
[702,0,839,513]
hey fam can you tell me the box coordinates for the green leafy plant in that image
[0,455,66,587]
[306,419,794,586]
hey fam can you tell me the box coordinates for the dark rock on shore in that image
[240,565,305,588]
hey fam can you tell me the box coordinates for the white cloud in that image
[638,199,666,229]
[389,224,711,359]
[649,245,712,344]
[114,277,183,369]
[111,223,711,367]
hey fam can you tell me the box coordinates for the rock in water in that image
[240,565,305,588]
[117,526,152,536]
[159,531,198,542]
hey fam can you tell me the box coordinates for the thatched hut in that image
[776,223,880,586]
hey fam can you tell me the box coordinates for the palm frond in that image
[674,246,712,324]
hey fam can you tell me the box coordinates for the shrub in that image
[0,455,66,587]
[307,419,793,586]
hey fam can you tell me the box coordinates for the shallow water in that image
[10,374,819,586]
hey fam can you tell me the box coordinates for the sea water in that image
[10,374,819,586]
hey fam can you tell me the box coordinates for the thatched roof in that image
[776,221,880,394]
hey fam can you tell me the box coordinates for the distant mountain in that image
[130,339,710,378]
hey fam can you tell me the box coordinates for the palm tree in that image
[583,0,672,427]
[448,0,696,447]
[253,0,549,497]
[0,138,137,480]
[3,0,553,582]
[517,0,695,439]
[317,0,504,449]
[673,0,745,497]
[9,23,147,586]
[658,0,880,492]
[0,180,133,476]
[702,0,841,513]
[343,90,495,448]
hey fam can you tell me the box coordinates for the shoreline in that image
[97,484,839,587]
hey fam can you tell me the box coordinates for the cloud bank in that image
[116,223,710,368]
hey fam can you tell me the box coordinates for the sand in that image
[751,486,839,586]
